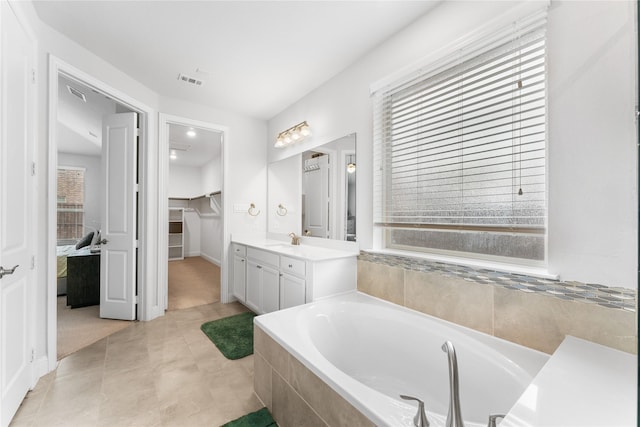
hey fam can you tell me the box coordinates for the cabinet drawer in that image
[247,247,279,267]
[280,256,306,277]
[231,243,246,257]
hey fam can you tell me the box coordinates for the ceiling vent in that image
[169,142,191,151]
[177,73,204,87]
[67,85,87,102]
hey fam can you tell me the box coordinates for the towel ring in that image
[248,203,260,216]
[276,204,288,216]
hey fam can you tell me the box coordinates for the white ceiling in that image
[57,75,117,156]
[33,1,439,120]
[169,123,222,168]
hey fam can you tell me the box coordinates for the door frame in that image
[158,114,230,307]
[46,56,157,372]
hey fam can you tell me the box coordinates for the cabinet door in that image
[262,265,280,313]
[245,259,262,313]
[232,255,246,302]
[280,273,306,310]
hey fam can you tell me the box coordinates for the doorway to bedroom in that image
[54,74,135,359]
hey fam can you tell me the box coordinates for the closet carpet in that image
[168,256,221,311]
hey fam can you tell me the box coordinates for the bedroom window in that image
[57,167,85,240]
[373,13,547,264]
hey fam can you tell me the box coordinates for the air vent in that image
[169,142,191,151]
[67,85,87,102]
[177,73,204,87]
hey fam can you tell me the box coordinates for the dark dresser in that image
[66,251,100,308]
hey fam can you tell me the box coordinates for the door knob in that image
[0,264,19,279]
[98,238,108,245]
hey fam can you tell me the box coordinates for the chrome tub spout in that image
[442,341,464,427]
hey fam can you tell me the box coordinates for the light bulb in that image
[300,124,311,136]
[347,162,356,174]
[291,130,301,140]
[170,150,177,160]
[186,128,196,138]
[284,134,292,144]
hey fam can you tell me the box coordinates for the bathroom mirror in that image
[268,133,356,241]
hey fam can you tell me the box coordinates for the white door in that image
[0,1,34,425]
[100,113,137,320]
[280,273,305,310]
[261,265,280,313]
[303,155,330,238]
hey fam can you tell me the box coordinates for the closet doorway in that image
[166,122,223,310]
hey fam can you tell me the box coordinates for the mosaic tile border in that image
[358,251,637,312]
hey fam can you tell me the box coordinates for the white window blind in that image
[373,13,547,262]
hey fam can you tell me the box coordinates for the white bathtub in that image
[255,291,550,427]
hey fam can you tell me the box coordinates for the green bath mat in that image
[201,311,256,360]
[221,407,277,427]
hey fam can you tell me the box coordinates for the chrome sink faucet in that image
[442,341,465,427]
[288,232,301,245]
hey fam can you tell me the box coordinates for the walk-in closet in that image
[168,123,223,310]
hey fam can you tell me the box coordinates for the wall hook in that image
[248,203,260,216]
[276,204,288,216]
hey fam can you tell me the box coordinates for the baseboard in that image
[32,355,53,389]
[200,253,220,266]
[185,251,200,258]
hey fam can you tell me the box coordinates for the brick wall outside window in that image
[57,168,85,240]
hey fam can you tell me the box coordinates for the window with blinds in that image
[57,167,85,240]
[373,17,547,263]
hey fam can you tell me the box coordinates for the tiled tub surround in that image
[358,251,637,354]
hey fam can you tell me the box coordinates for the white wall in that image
[168,164,201,198]
[57,153,101,234]
[201,150,222,193]
[546,0,637,288]
[267,0,638,289]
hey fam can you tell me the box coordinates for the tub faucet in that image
[442,341,465,427]
[288,232,301,245]
[399,395,429,427]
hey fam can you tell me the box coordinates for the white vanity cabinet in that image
[232,241,357,314]
[246,248,281,314]
[231,243,247,302]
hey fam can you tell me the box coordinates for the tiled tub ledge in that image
[358,251,637,311]
[357,251,637,355]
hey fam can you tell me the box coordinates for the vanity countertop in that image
[232,236,359,261]
[501,335,636,427]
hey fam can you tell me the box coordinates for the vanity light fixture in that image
[275,121,311,148]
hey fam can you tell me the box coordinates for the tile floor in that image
[11,301,262,426]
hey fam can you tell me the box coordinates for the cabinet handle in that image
[288,264,293,268]
[279,273,283,277]
[240,259,245,262]
[257,265,262,269]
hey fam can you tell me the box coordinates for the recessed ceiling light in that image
[186,129,196,138]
